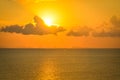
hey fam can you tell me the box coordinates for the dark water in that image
[0,49,120,80]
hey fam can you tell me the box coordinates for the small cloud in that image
[92,16,120,37]
[92,27,120,37]
[1,25,23,33]
[22,23,40,35]
[110,16,120,28]
[67,26,92,37]
[66,15,120,37]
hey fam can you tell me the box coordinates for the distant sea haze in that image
[0,49,120,80]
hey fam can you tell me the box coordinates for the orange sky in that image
[0,32,120,48]
[0,0,120,48]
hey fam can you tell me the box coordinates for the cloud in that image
[92,29,120,37]
[0,16,66,35]
[1,25,23,33]
[67,26,92,37]
[1,15,120,37]
[66,15,120,37]
[92,16,120,37]
[110,16,120,28]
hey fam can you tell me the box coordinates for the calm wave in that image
[0,49,120,80]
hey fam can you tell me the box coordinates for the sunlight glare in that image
[44,18,53,26]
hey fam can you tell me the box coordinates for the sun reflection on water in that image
[37,58,59,80]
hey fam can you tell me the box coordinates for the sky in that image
[0,0,120,48]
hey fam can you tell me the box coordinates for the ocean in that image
[0,49,120,80]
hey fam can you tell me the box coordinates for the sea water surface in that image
[0,49,120,80]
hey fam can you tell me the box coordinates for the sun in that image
[43,17,60,27]
[44,18,52,26]
[41,16,53,26]
[40,11,59,27]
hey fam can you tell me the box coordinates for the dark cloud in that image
[1,25,23,33]
[110,16,120,28]
[92,16,120,37]
[67,26,92,37]
[66,15,120,37]
[1,15,120,37]
[92,29,120,37]
[0,16,66,35]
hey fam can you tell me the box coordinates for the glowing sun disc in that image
[44,18,52,26]
[42,17,53,26]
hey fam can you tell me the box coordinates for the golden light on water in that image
[38,58,59,80]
